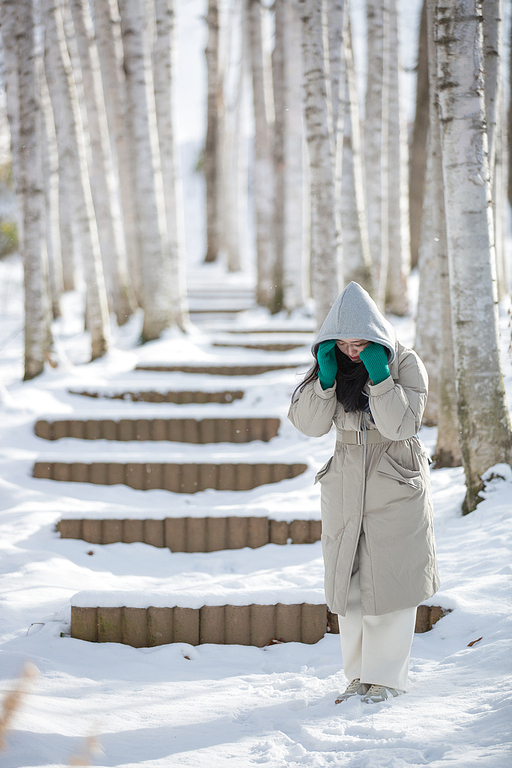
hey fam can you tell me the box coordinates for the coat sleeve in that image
[287,377,337,437]
[368,348,428,440]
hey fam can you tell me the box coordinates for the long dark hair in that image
[292,346,369,413]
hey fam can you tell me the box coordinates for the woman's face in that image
[336,338,370,363]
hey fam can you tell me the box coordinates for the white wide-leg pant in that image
[338,569,417,691]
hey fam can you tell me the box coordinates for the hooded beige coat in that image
[288,283,440,617]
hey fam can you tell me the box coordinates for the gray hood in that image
[312,282,397,364]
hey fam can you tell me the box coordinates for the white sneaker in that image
[362,684,402,703]
[335,678,370,704]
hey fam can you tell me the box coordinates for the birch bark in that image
[119,0,176,340]
[40,65,63,318]
[67,0,134,326]
[298,0,340,328]
[385,0,409,315]
[280,0,306,310]
[42,0,110,359]
[365,0,390,308]
[16,0,51,380]
[91,0,141,303]
[246,0,275,308]
[436,0,512,512]
[152,0,188,326]
[0,0,23,245]
[426,0,460,465]
[204,0,224,263]
[339,0,372,291]
[409,0,428,270]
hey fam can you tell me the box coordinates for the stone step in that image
[57,517,321,550]
[212,341,307,352]
[68,389,245,404]
[70,603,447,648]
[35,417,280,443]
[134,363,303,375]
[33,461,307,492]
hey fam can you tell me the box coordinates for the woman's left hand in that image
[359,343,390,384]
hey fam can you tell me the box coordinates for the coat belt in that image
[338,429,383,445]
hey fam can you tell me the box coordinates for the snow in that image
[1,0,512,764]
[1,252,512,766]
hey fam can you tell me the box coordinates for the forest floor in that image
[0,254,511,768]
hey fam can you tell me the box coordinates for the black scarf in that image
[334,346,370,413]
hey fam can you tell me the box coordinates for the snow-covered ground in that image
[1,251,511,767]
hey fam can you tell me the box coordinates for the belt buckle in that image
[355,431,363,445]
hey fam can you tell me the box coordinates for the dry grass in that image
[68,733,102,766]
[0,662,39,751]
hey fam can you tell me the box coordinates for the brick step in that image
[33,461,307,492]
[35,417,280,443]
[57,517,321,550]
[68,389,245,404]
[70,603,447,648]
[212,341,307,352]
[134,363,303,375]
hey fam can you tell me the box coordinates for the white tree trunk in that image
[67,0,135,326]
[327,0,345,153]
[204,0,225,263]
[298,0,340,328]
[281,0,306,310]
[246,0,275,308]
[409,0,428,270]
[365,0,390,308]
[0,0,23,245]
[119,0,176,341]
[385,0,409,315]
[152,0,188,327]
[424,0,459,462]
[223,0,245,273]
[482,0,504,298]
[40,64,63,318]
[436,0,512,513]
[16,0,51,380]
[339,0,373,292]
[42,0,110,359]
[91,0,142,303]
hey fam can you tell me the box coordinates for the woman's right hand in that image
[317,340,338,389]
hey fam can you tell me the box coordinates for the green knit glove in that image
[317,339,338,389]
[359,342,390,384]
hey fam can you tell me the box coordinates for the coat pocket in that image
[377,452,423,490]
[314,456,333,484]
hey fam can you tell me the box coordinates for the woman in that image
[288,282,439,704]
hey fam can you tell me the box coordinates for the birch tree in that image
[67,0,134,326]
[246,0,275,308]
[409,0,428,270]
[274,0,306,311]
[152,0,188,326]
[482,0,504,297]
[426,0,459,464]
[15,0,51,379]
[298,0,340,328]
[365,0,390,307]
[91,0,141,302]
[0,0,22,244]
[119,0,180,340]
[385,0,409,315]
[435,0,512,513]
[42,0,110,359]
[339,0,372,291]
[204,0,225,263]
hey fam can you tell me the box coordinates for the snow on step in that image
[33,460,307,492]
[35,416,281,443]
[68,388,245,403]
[57,516,322,550]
